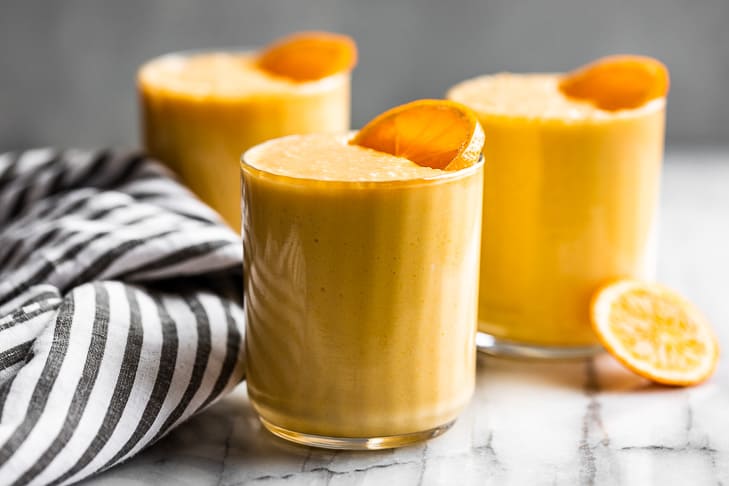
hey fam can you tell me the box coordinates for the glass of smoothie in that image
[447,56,669,359]
[138,32,357,231]
[241,100,485,449]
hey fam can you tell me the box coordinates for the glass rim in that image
[240,133,485,189]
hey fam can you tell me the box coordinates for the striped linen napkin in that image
[0,149,246,485]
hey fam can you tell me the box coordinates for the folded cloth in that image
[0,149,246,485]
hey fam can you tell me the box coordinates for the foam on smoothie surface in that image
[244,133,445,182]
[138,52,305,97]
[448,73,663,121]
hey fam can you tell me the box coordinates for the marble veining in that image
[81,356,729,486]
[82,149,729,486]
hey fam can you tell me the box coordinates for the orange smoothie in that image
[448,72,665,353]
[138,47,351,230]
[242,133,483,447]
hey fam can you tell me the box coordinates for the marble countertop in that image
[83,148,729,486]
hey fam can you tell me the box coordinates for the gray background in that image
[1,0,728,151]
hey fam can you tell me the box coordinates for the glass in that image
[138,49,351,231]
[241,143,484,449]
[449,76,665,359]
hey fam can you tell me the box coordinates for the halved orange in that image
[350,99,485,171]
[591,280,719,386]
[257,31,358,82]
[559,55,670,111]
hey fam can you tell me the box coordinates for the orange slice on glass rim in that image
[257,31,358,82]
[559,55,670,111]
[350,99,485,171]
[590,280,719,386]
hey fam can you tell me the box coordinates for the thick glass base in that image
[476,331,603,360]
[259,417,455,450]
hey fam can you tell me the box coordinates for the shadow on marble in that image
[476,352,659,394]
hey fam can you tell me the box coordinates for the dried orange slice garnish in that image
[590,280,719,386]
[350,99,485,171]
[257,31,357,82]
[559,55,670,111]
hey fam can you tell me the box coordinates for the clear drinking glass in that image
[138,49,351,231]
[449,74,665,359]
[241,135,484,449]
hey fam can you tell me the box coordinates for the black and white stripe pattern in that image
[0,149,246,485]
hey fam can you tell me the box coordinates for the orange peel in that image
[559,55,670,111]
[351,99,485,171]
[257,31,357,82]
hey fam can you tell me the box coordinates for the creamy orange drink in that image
[448,56,669,358]
[242,101,484,448]
[138,32,356,230]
